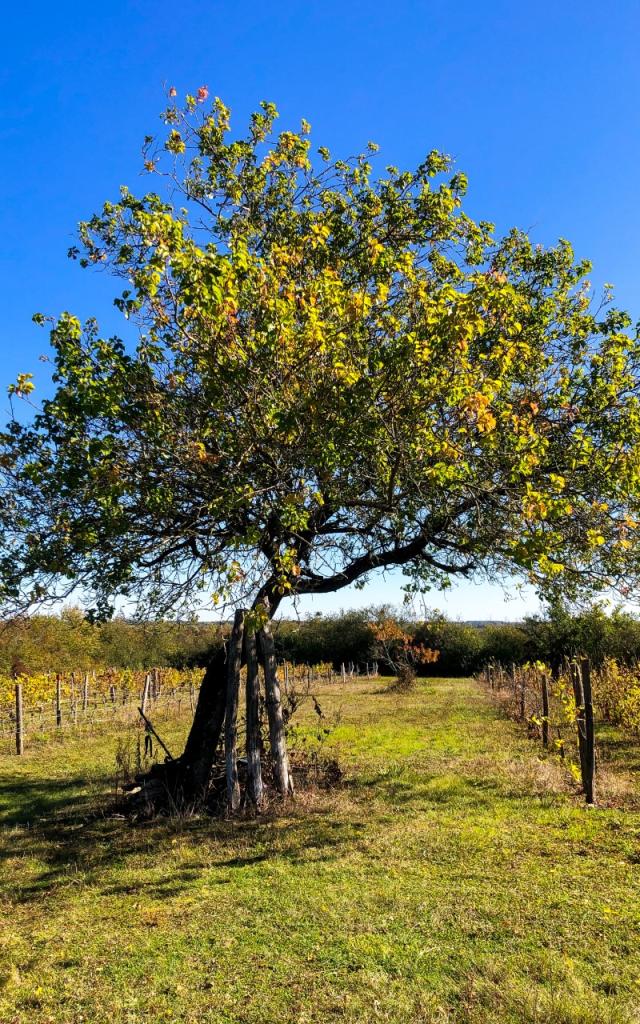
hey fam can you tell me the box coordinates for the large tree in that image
[3,91,640,805]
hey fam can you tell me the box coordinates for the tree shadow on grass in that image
[0,767,374,905]
[0,742,563,909]
[596,732,640,773]
[0,774,102,827]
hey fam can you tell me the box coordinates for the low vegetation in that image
[1,675,639,1023]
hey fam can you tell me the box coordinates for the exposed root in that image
[117,751,343,821]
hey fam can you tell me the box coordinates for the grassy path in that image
[1,677,639,1023]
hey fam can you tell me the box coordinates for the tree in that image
[414,613,486,676]
[3,90,640,806]
[369,607,439,686]
[276,609,376,668]
[0,607,99,675]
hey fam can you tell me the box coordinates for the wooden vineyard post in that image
[570,660,590,803]
[82,673,89,712]
[15,684,24,755]
[541,672,550,749]
[260,619,294,797]
[245,628,264,809]
[581,658,596,806]
[141,673,151,715]
[56,675,62,728]
[519,668,526,722]
[225,609,245,812]
[70,672,76,714]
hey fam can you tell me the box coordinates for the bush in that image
[388,664,417,692]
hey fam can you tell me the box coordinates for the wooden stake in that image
[225,609,245,812]
[260,619,294,797]
[581,658,596,806]
[245,628,264,808]
[570,661,589,797]
[137,708,174,760]
[15,684,24,755]
[141,673,151,715]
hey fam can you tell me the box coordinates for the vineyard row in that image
[0,660,379,755]
[479,657,640,805]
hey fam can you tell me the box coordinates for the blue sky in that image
[2,1,639,620]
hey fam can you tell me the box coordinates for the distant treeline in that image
[2,604,640,678]
[0,609,223,675]
[275,605,640,675]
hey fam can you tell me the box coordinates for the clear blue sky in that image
[2,1,639,620]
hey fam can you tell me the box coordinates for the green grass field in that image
[1,676,640,1024]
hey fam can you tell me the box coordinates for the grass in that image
[1,676,640,1023]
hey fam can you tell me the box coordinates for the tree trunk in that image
[259,620,294,797]
[136,588,286,813]
[172,644,229,801]
[225,609,245,812]
[245,628,264,808]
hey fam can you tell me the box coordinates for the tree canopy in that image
[3,92,640,621]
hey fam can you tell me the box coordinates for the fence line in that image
[0,659,380,756]
[0,678,200,756]
[480,658,596,805]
